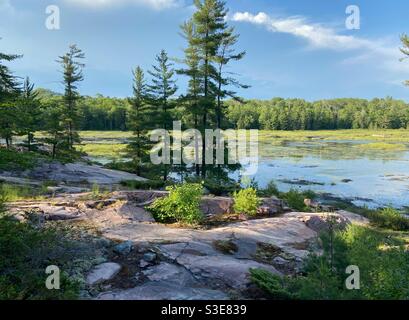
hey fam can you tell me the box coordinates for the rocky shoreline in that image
[6,186,368,300]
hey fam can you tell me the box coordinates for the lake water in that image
[5,134,409,209]
[241,140,409,209]
[87,137,409,209]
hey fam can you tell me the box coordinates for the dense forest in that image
[34,91,409,131]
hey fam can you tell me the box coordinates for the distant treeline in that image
[35,89,129,131]
[36,90,409,131]
[226,97,409,130]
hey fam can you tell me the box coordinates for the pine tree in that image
[0,43,21,148]
[191,0,227,127]
[148,50,177,130]
[57,44,85,150]
[147,50,177,181]
[16,77,41,150]
[189,0,229,176]
[42,100,66,158]
[214,27,248,128]
[178,20,203,175]
[128,66,152,175]
[401,34,409,86]
[178,20,203,128]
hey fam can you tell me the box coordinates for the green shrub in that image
[233,188,261,216]
[251,224,409,300]
[148,183,203,224]
[185,176,240,196]
[249,268,296,300]
[367,207,409,231]
[91,183,100,197]
[0,148,47,171]
[0,216,80,299]
[120,179,166,190]
[280,189,316,211]
[258,180,280,197]
[0,183,46,202]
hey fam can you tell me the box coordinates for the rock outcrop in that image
[7,190,368,300]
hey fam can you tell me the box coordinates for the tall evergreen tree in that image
[128,66,151,175]
[42,100,66,158]
[191,0,227,127]
[16,77,41,150]
[189,0,229,176]
[57,44,85,150]
[214,28,248,128]
[178,20,204,175]
[400,34,409,86]
[0,44,21,148]
[147,50,177,181]
[178,20,203,129]
[148,49,177,130]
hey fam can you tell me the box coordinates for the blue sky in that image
[1,0,409,101]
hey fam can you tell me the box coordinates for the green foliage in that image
[280,189,316,211]
[249,269,297,300]
[16,77,41,151]
[186,174,240,196]
[57,44,85,150]
[226,97,409,130]
[91,183,100,198]
[0,148,49,171]
[0,216,80,299]
[127,66,153,175]
[148,183,203,224]
[251,224,409,300]
[233,188,261,216]
[367,207,409,231]
[0,183,47,202]
[258,180,280,197]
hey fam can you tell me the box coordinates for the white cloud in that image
[230,11,373,51]
[230,11,409,85]
[64,0,181,10]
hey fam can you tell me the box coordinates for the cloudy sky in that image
[1,0,409,100]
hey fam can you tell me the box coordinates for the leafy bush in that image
[185,176,240,196]
[280,189,316,211]
[249,269,296,300]
[367,207,409,231]
[0,148,47,171]
[258,180,280,197]
[251,224,409,300]
[0,216,80,299]
[233,188,261,216]
[120,179,166,190]
[148,183,203,224]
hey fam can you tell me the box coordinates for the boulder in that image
[86,262,121,286]
[113,241,133,255]
[142,262,195,286]
[143,252,157,263]
[200,196,234,216]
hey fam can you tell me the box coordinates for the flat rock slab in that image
[86,262,122,286]
[96,281,229,300]
[142,262,196,286]
[158,241,281,289]
[25,162,147,185]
